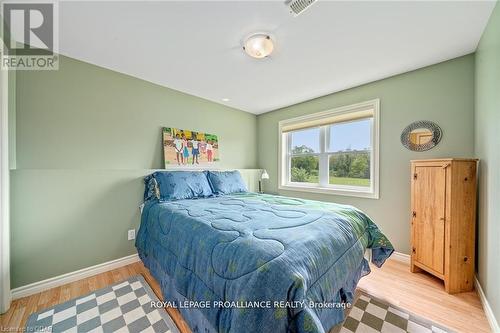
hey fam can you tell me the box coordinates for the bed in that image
[136,173,393,333]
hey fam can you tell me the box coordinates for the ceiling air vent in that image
[285,0,318,17]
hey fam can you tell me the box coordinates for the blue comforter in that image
[136,192,393,333]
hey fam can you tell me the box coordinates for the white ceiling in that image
[33,1,500,113]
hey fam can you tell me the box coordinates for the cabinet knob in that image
[464,256,469,262]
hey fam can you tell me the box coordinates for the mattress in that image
[136,192,393,333]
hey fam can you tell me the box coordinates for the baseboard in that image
[11,253,140,300]
[389,251,410,264]
[475,276,500,333]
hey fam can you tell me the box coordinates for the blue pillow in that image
[147,171,213,201]
[143,175,159,201]
[207,170,248,195]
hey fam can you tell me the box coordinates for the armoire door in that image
[412,165,446,275]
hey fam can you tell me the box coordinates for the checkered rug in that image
[26,275,179,333]
[337,292,453,333]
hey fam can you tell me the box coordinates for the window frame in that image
[278,99,380,199]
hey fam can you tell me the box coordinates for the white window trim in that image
[0,64,11,313]
[278,99,380,199]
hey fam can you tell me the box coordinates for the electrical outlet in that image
[128,229,135,241]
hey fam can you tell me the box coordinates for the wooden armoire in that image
[410,158,478,293]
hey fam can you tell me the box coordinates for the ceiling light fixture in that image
[222,98,230,102]
[243,34,274,59]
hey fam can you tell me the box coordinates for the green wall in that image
[257,55,475,254]
[11,55,258,288]
[475,2,500,325]
[15,57,257,170]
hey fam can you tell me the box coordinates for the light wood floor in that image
[358,259,490,333]
[0,262,191,333]
[0,259,490,333]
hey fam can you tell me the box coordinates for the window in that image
[279,99,379,198]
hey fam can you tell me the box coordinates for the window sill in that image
[278,184,379,199]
